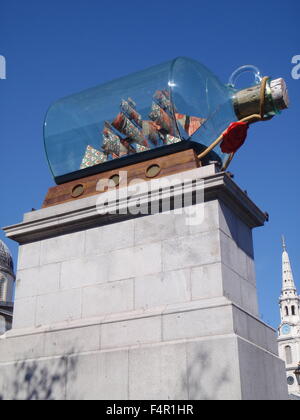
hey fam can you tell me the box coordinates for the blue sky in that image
[0,0,299,328]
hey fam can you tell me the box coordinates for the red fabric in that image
[220,122,249,154]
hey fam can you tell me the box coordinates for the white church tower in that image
[0,240,15,334]
[278,236,300,398]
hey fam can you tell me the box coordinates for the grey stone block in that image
[263,351,288,400]
[135,269,191,310]
[265,326,278,355]
[191,263,223,300]
[60,255,108,290]
[0,357,68,400]
[16,263,61,300]
[85,220,134,255]
[18,242,41,270]
[173,212,192,237]
[36,289,82,326]
[233,306,262,347]
[237,218,254,258]
[109,243,162,282]
[238,337,288,400]
[40,232,85,265]
[13,296,36,329]
[15,267,39,299]
[0,316,5,335]
[66,350,129,400]
[240,278,259,317]
[82,279,134,318]
[101,316,161,349]
[0,363,15,399]
[131,243,162,277]
[186,337,241,400]
[66,352,100,400]
[134,213,178,246]
[218,200,255,259]
[188,201,219,235]
[163,305,233,342]
[246,256,257,286]
[218,202,238,240]
[0,333,45,363]
[134,202,214,246]
[38,263,61,296]
[108,247,135,281]
[129,342,188,400]
[232,306,249,340]
[221,263,258,316]
[221,264,242,307]
[220,231,248,280]
[44,325,101,358]
[232,306,280,355]
[162,230,220,272]
[96,350,129,400]
[247,315,269,350]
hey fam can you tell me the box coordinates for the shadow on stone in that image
[0,350,78,400]
[185,346,231,400]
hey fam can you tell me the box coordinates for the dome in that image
[0,240,14,278]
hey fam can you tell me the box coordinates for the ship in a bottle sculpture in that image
[44,57,289,186]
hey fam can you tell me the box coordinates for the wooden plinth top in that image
[43,149,201,208]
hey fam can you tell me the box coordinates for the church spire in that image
[282,235,287,252]
[281,236,297,292]
[279,236,300,325]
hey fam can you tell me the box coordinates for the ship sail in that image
[79,90,208,169]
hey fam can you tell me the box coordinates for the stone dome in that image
[0,240,14,278]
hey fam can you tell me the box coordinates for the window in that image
[285,346,293,365]
[285,307,289,316]
[292,306,296,316]
[0,280,4,301]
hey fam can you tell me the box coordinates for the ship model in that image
[80,89,206,170]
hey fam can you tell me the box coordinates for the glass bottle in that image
[44,57,286,184]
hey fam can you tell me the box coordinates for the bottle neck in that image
[232,78,289,120]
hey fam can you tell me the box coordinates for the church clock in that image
[282,324,291,335]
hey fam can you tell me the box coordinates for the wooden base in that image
[43,149,201,208]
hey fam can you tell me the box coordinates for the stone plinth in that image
[0,165,288,400]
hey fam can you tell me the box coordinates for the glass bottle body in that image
[44,57,238,184]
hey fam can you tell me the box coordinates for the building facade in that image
[278,237,300,398]
[0,240,15,334]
